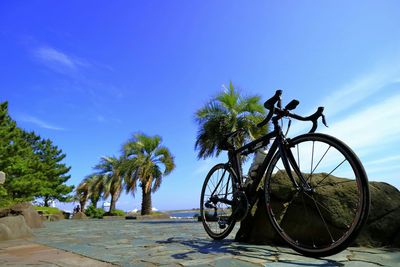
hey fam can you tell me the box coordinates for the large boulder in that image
[354,182,400,247]
[72,211,88,219]
[235,173,400,248]
[9,203,43,228]
[0,215,33,240]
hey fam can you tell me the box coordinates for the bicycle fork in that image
[279,138,313,192]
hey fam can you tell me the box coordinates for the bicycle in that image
[200,90,370,257]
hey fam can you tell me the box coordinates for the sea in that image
[168,211,199,219]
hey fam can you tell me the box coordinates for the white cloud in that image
[33,46,88,73]
[322,93,400,152]
[318,93,400,187]
[364,155,400,166]
[320,64,400,118]
[18,114,65,131]
[285,61,400,188]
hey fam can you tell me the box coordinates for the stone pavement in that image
[5,219,400,266]
[0,239,116,266]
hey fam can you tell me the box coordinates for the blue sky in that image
[1,1,399,211]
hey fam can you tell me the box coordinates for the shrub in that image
[84,205,105,219]
[110,209,126,216]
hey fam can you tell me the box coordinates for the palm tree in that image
[123,133,175,215]
[94,156,124,213]
[75,177,91,211]
[75,174,104,211]
[87,174,105,208]
[195,81,267,160]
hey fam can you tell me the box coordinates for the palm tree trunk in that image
[79,199,86,212]
[141,185,152,215]
[109,188,121,213]
[109,194,116,213]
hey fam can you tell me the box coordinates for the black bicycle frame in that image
[227,124,310,200]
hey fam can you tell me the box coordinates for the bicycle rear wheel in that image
[264,133,369,257]
[200,163,237,240]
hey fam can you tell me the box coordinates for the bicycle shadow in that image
[157,237,273,260]
[156,237,343,266]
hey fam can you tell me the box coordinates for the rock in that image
[235,172,400,248]
[0,208,14,218]
[354,182,400,247]
[72,212,88,220]
[0,215,33,240]
[10,203,43,228]
[48,214,65,221]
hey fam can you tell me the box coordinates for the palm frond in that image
[194,82,267,159]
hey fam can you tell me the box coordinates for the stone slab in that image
[5,219,396,267]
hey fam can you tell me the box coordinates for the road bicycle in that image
[200,90,370,257]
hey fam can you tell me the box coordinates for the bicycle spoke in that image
[276,191,299,223]
[316,179,356,189]
[310,194,335,243]
[304,192,351,230]
[311,141,315,176]
[301,193,315,248]
[217,174,230,196]
[316,159,347,187]
[297,144,300,171]
[274,164,282,173]
[310,145,331,177]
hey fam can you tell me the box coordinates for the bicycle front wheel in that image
[200,163,237,240]
[264,133,369,257]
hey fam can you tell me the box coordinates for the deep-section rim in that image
[200,163,237,240]
[264,133,370,257]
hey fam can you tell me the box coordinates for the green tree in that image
[0,101,73,206]
[23,132,74,206]
[195,82,267,159]
[0,102,43,202]
[76,177,90,211]
[123,133,175,215]
[94,156,124,213]
[87,174,105,208]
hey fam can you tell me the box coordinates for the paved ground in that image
[0,239,116,266]
[1,219,399,266]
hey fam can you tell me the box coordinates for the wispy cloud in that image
[193,158,221,176]
[33,46,88,73]
[322,93,400,152]
[321,63,400,119]
[18,114,65,131]
[285,61,400,188]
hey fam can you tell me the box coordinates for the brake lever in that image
[322,114,328,127]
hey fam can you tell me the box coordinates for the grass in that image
[33,206,63,215]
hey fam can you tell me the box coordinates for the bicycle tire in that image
[200,163,237,240]
[264,133,370,257]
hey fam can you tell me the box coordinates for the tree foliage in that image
[0,101,73,205]
[94,156,125,213]
[195,82,267,159]
[123,133,175,215]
